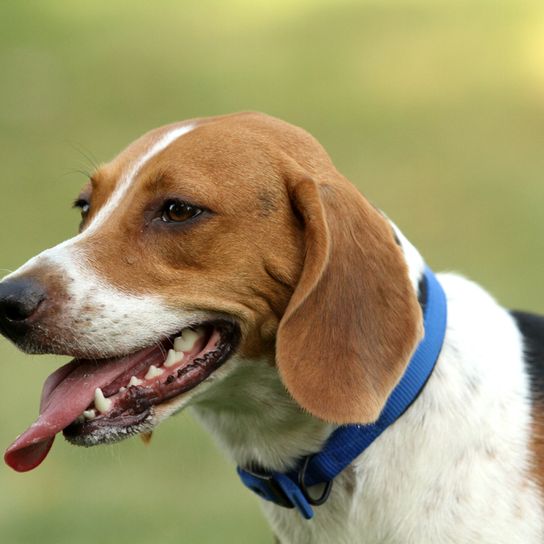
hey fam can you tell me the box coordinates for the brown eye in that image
[161,200,202,223]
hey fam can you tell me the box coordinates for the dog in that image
[0,112,543,543]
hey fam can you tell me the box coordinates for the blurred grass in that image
[1,0,544,542]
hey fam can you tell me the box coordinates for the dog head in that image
[0,112,422,471]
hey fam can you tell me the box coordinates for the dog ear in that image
[276,176,423,424]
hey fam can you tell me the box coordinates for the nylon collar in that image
[237,266,447,519]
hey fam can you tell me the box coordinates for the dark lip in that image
[62,319,240,443]
[64,408,153,440]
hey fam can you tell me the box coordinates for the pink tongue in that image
[5,349,153,472]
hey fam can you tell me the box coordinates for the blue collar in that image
[237,266,447,520]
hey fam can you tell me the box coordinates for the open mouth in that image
[5,319,240,473]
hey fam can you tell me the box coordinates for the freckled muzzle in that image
[4,320,240,472]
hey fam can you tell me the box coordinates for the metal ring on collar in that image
[297,455,334,506]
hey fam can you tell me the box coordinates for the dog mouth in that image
[4,319,240,473]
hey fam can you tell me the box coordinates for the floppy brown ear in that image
[276,176,423,424]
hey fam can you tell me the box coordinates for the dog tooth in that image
[145,365,164,380]
[83,409,96,420]
[129,376,143,387]
[174,328,202,352]
[94,388,112,414]
[119,386,127,393]
[164,349,184,368]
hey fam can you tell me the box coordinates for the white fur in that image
[192,238,544,543]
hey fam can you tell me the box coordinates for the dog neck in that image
[191,357,333,472]
[191,222,426,473]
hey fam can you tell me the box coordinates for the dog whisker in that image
[68,141,101,174]
[63,168,94,180]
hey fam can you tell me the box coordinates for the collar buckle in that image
[236,467,315,519]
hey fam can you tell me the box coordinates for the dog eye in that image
[161,200,202,223]
[73,198,90,219]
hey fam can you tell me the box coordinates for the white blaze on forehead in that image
[85,122,196,234]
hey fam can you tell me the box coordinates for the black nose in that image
[0,277,46,341]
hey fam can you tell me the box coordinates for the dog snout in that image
[0,277,47,341]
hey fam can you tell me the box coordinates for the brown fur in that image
[277,174,423,423]
[530,403,544,493]
[74,112,423,424]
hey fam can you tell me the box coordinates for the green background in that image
[1,1,544,542]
